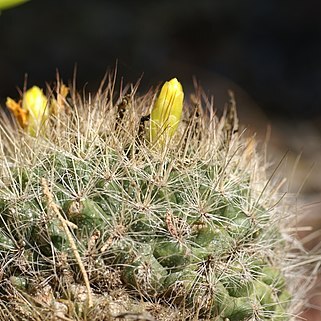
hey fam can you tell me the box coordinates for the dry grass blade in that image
[41,177,93,308]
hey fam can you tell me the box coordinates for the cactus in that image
[0,76,303,320]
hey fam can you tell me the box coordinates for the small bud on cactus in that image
[0,75,309,320]
[6,86,48,136]
[149,78,184,144]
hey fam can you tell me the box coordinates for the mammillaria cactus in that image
[0,76,305,320]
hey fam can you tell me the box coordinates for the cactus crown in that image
[0,76,303,320]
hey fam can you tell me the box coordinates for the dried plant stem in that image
[41,177,93,308]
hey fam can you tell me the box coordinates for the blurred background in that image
[0,1,321,318]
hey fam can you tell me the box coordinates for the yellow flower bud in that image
[0,0,29,11]
[150,78,184,144]
[6,86,48,136]
[22,86,49,136]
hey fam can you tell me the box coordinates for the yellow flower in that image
[149,78,184,144]
[0,0,29,11]
[6,86,48,136]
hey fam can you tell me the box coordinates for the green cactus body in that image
[0,230,15,250]
[260,266,286,291]
[122,245,167,296]
[220,297,254,321]
[9,276,28,291]
[0,78,302,321]
[63,198,106,230]
[153,239,191,270]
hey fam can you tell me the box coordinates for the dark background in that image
[1,0,321,121]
